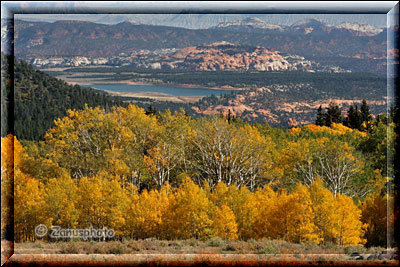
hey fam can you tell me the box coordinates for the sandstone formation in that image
[179,42,290,71]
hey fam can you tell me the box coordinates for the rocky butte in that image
[173,42,290,71]
[169,42,346,72]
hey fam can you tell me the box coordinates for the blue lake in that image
[81,83,237,97]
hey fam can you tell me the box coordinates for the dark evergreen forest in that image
[1,53,125,140]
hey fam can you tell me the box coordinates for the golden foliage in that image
[44,176,79,229]
[128,187,168,239]
[5,104,380,245]
[14,169,50,242]
[309,179,337,243]
[334,194,366,246]
[274,185,320,244]
[212,204,238,240]
[361,191,389,247]
[304,123,367,137]
[164,177,213,240]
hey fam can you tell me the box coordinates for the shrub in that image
[258,240,279,254]
[126,240,142,251]
[105,242,127,254]
[208,237,224,247]
[60,242,89,254]
[344,244,368,254]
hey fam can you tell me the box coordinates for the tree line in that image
[1,104,395,247]
[315,100,396,132]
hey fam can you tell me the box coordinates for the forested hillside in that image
[1,53,125,140]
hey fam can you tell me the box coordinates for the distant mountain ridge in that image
[117,19,140,26]
[10,18,386,55]
[336,22,384,34]
[213,17,383,36]
[213,17,284,31]
[7,19,388,75]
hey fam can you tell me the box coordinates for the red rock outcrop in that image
[179,43,289,71]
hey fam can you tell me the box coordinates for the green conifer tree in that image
[316,105,326,126]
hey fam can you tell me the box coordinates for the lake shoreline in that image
[76,82,238,103]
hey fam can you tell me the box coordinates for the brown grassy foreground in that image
[14,238,390,255]
[4,239,397,267]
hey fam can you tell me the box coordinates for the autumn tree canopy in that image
[1,104,395,247]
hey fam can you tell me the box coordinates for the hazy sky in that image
[15,14,387,28]
[5,1,395,28]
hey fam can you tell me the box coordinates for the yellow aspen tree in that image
[308,179,337,244]
[143,145,173,189]
[45,105,136,180]
[164,177,213,240]
[148,109,194,187]
[209,182,256,240]
[168,109,196,176]
[209,182,230,206]
[273,185,319,243]
[249,186,278,240]
[117,104,159,153]
[124,185,140,239]
[99,175,130,238]
[1,134,24,178]
[303,123,366,138]
[239,189,263,240]
[225,185,253,240]
[159,183,176,240]
[361,191,388,247]
[157,182,172,239]
[18,140,68,182]
[104,147,131,178]
[212,204,238,240]
[14,169,50,242]
[278,140,311,189]
[114,105,159,187]
[75,175,130,238]
[334,194,366,246]
[2,135,49,241]
[130,189,165,239]
[44,176,79,229]
[75,177,104,229]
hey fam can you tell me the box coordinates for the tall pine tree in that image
[316,105,326,126]
[346,104,362,130]
[325,102,342,127]
[360,99,372,131]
